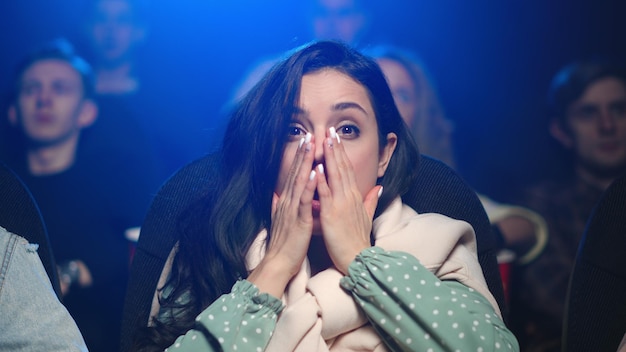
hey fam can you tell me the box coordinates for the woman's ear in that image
[377,132,398,177]
[77,99,98,128]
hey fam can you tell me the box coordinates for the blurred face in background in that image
[9,60,96,147]
[555,77,626,175]
[88,0,145,67]
[376,58,419,128]
[310,0,369,45]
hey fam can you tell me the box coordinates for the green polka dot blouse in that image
[166,247,519,351]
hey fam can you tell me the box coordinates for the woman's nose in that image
[313,130,328,163]
[313,134,323,163]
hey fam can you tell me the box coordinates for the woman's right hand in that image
[247,134,317,298]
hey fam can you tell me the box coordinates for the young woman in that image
[368,45,547,266]
[135,41,518,351]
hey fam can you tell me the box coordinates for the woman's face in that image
[275,68,396,233]
[376,58,419,128]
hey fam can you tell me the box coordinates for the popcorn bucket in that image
[496,249,516,304]
[125,227,141,265]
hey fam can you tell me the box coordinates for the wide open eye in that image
[288,125,304,136]
[337,124,361,139]
[287,124,307,141]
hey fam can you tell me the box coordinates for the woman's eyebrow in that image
[332,101,368,115]
[293,106,307,116]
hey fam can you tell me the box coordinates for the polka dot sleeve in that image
[166,280,284,352]
[340,247,520,351]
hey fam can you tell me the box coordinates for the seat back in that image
[402,155,505,311]
[0,161,61,298]
[562,174,626,351]
[120,153,505,351]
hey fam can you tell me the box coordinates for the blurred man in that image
[8,41,98,176]
[231,0,374,104]
[7,38,153,352]
[512,59,626,351]
[86,0,147,95]
[84,0,214,180]
[307,0,372,46]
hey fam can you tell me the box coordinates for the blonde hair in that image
[368,45,456,168]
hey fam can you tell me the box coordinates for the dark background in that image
[1,0,625,202]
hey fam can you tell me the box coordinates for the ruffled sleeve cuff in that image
[340,246,412,293]
[232,279,284,314]
[167,280,284,351]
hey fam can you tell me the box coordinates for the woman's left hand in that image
[315,130,382,275]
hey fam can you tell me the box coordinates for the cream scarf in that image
[245,197,501,352]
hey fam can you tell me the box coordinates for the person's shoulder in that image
[0,227,39,285]
[0,226,28,252]
[398,202,475,237]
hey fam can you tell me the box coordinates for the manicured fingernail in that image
[329,127,337,139]
[317,164,324,174]
[377,186,383,198]
[304,132,312,144]
[299,137,305,149]
[336,134,341,144]
[309,170,316,180]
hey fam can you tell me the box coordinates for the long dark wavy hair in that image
[133,40,420,351]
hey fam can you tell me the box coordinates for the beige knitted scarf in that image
[244,197,500,351]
